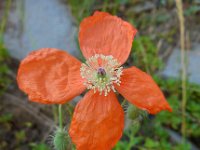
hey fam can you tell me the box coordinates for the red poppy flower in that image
[17,11,172,150]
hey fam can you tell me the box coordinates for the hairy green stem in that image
[58,104,63,129]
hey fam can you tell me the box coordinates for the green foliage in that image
[154,13,171,24]
[184,5,200,16]
[30,143,50,150]
[0,113,13,123]
[0,110,51,149]
[174,142,191,150]
[114,76,200,149]
[15,131,26,142]
[0,43,10,95]
[144,138,159,148]
[158,28,177,44]
[114,122,142,150]
[0,0,11,94]
[24,121,33,128]
[0,44,9,60]
[67,0,95,23]
[155,77,200,138]
[114,0,129,5]
[127,104,147,120]
[131,36,163,73]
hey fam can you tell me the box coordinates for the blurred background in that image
[0,0,200,150]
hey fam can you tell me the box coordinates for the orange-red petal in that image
[115,67,172,114]
[69,90,124,150]
[79,11,137,65]
[17,48,85,104]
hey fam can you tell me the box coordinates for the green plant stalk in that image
[175,0,187,143]
[0,0,11,43]
[58,104,63,129]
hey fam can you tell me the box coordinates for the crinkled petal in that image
[69,90,124,150]
[115,67,172,114]
[79,11,137,65]
[17,48,85,104]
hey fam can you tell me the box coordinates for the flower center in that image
[80,54,123,96]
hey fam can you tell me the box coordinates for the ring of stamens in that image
[80,54,123,96]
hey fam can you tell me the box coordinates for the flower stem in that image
[58,104,63,129]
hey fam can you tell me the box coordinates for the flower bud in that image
[53,128,71,150]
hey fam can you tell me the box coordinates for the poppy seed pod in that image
[53,128,71,150]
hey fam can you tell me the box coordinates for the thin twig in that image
[175,0,187,143]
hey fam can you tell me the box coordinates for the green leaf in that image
[30,143,50,150]
[0,113,13,123]
[144,138,159,148]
